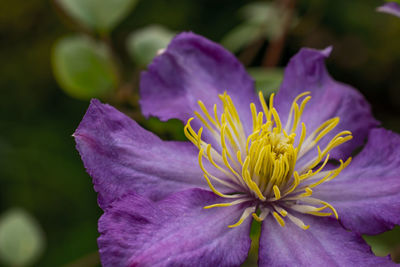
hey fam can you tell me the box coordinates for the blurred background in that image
[0,0,400,266]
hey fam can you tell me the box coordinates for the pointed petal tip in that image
[74,98,103,137]
[321,46,333,57]
[89,98,101,104]
[73,96,210,209]
[297,45,333,59]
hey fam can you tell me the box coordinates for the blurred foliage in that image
[0,209,45,266]
[1,0,400,265]
[221,2,295,53]
[52,35,118,100]
[248,68,283,96]
[364,226,400,262]
[126,25,175,66]
[56,0,139,34]
[387,0,400,4]
[142,118,186,141]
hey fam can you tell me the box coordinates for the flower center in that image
[184,91,352,230]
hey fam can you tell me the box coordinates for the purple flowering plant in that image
[74,32,400,266]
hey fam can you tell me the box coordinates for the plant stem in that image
[262,0,296,67]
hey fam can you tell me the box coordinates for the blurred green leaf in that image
[220,24,262,53]
[127,25,175,66]
[221,3,288,53]
[364,226,400,261]
[241,2,281,26]
[247,68,283,96]
[56,0,139,33]
[142,117,186,141]
[52,35,118,100]
[385,0,400,4]
[0,209,45,266]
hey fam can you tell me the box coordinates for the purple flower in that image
[377,2,400,18]
[74,32,400,266]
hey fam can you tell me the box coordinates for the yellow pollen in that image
[184,91,352,230]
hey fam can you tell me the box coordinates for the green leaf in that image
[220,24,262,53]
[363,226,400,259]
[241,2,278,24]
[247,68,284,96]
[221,2,297,53]
[0,209,45,266]
[126,25,175,66]
[385,0,400,4]
[56,0,139,33]
[52,35,118,100]
[142,117,186,141]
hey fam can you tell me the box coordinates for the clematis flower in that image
[377,2,400,18]
[74,32,400,266]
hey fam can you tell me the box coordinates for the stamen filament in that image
[198,100,218,127]
[202,174,244,199]
[228,206,256,228]
[198,148,241,190]
[252,208,270,222]
[273,185,281,200]
[204,198,252,209]
[273,211,285,227]
[286,213,310,230]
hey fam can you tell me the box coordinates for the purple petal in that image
[74,99,208,209]
[275,47,379,161]
[314,128,400,235]
[259,214,395,266]
[377,2,400,18]
[140,32,258,137]
[98,188,252,267]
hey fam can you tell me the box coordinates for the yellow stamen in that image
[204,198,250,209]
[184,91,352,229]
[271,108,282,133]
[228,206,256,228]
[252,213,263,222]
[252,209,270,222]
[202,174,243,199]
[282,171,300,196]
[284,91,311,133]
[198,100,218,127]
[198,148,240,190]
[297,187,313,198]
[320,201,339,219]
[274,206,288,217]
[258,91,269,117]
[194,111,217,136]
[297,122,307,151]
[273,185,281,200]
[273,211,285,227]
[287,213,310,230]
[269,93,275,122]
[306,211,332,217]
